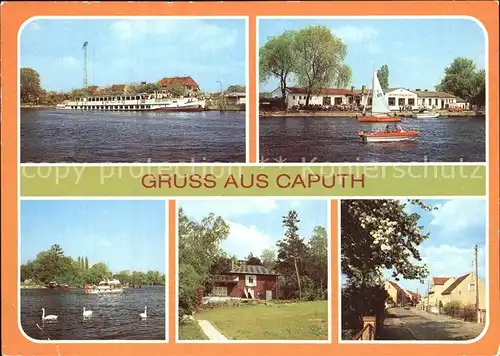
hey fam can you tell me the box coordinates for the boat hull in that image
[359,130,420,143]
[149,106,204,112]
[84,288,124,295]
[415,114,439,119]
[358,115,401,122]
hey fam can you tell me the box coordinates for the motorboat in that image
[415,111,439,119]
[359,125,420,143]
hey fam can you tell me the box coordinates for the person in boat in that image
[385,125,391,133]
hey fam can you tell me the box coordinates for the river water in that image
[259,116,486,163]
[21,109,246,163]
[21,286,165,340]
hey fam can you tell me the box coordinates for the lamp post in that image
[216,80,225,111]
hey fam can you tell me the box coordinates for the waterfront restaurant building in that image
[383,88,419,110]
[413,89,459,110]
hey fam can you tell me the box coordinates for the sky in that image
[20,200,166,273]
[179,198,328,259]
[342,198,487,295]
[21,18,246,92]
[259,18,486,93]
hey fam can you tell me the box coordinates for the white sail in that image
[371,71,391,114]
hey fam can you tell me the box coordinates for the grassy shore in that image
[179,322,208,340]
[260,110,481,118]
[182,300,328,340]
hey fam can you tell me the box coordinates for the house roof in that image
[230,265,278,276]
[433,277,451,285]
[386,280,404,291]
[441,273,471,295]
[411,90,456,98]
[158,76,200,89]
[287,86,356,96]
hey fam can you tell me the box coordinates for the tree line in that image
[20,244,165,287]
[259,25,352,108]
[178,208,328,316]
[20,67,246,106]
[341,200,438,339]
[259,25,485,109]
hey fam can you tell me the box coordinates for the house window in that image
[388,97,396,106]
[398,98,405,106]
[428,98,432,105]
[293,96,296,100]
[435,99,438,105]
[323,96,331,106]
[468,283,476,291]
[334,97,343,105]
[408,98,415,106]
[245,274,257,287]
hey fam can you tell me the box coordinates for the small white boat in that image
[359,125,420,143]
[84,279,124,294]
[415,111,439,119]
[56,102,72,110]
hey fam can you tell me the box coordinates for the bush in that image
[443,301,477,322]
[443,301,462,318]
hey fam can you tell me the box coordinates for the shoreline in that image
[259,110,482,118]
[21,105,245,112]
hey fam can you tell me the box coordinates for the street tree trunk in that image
[294,257,302,300]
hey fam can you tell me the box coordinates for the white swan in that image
[139,306,147,318]
[41,308,58,321]
[83,307,93,317]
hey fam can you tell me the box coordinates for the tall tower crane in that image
[82,41,88,88]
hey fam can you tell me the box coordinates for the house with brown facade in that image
[384,280,419,307]
[441,272,486,309]
[426,276,456,306]
[157,76,200,96]
[210,262,278,300]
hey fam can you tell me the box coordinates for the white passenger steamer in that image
[56,91,206,112]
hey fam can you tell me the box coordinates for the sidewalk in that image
[198,320,228,341]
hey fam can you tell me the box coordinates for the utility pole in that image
[474,244,480,322]
[427,278,430,311]
[82,41,88,89]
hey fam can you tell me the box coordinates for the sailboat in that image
[358,67,401,123]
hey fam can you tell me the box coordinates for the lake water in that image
[259,116,486,163]
[21,109,246,163]
[21,286,165,340]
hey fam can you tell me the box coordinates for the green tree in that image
[276,210,308,299]
[294,25,348,106]
[87,262,111,284]
[178,208,230,315]
[226,85,246,93]
[377,64,389,89]
[165,83,185,97]
[85,257,89,270]
[307,226,328,296]
[260,249,276,270]
[335,64,352,89]
[246,252,262,265]
[20,67,43,104]
[436,57,485,105]
[259,30,297,109]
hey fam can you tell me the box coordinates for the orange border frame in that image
[2,2,499,355]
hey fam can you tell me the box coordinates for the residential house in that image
[210,262,278,300]
[412,89,457,110]
[384,280,412,307]
[441,272,486,309]
[426,276,456,306]
[450,97,469,110]
[270,86,358,109]
[87,85,99,94]
[157,76,200,96]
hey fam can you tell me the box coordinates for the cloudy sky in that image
[259,18,486,93]
[21,18,246,92]
[21,200,166,273]
[381,198,487,294]
[179,198,329,259]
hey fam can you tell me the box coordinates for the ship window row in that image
[77,96,150,102]
[70,105,152,110]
